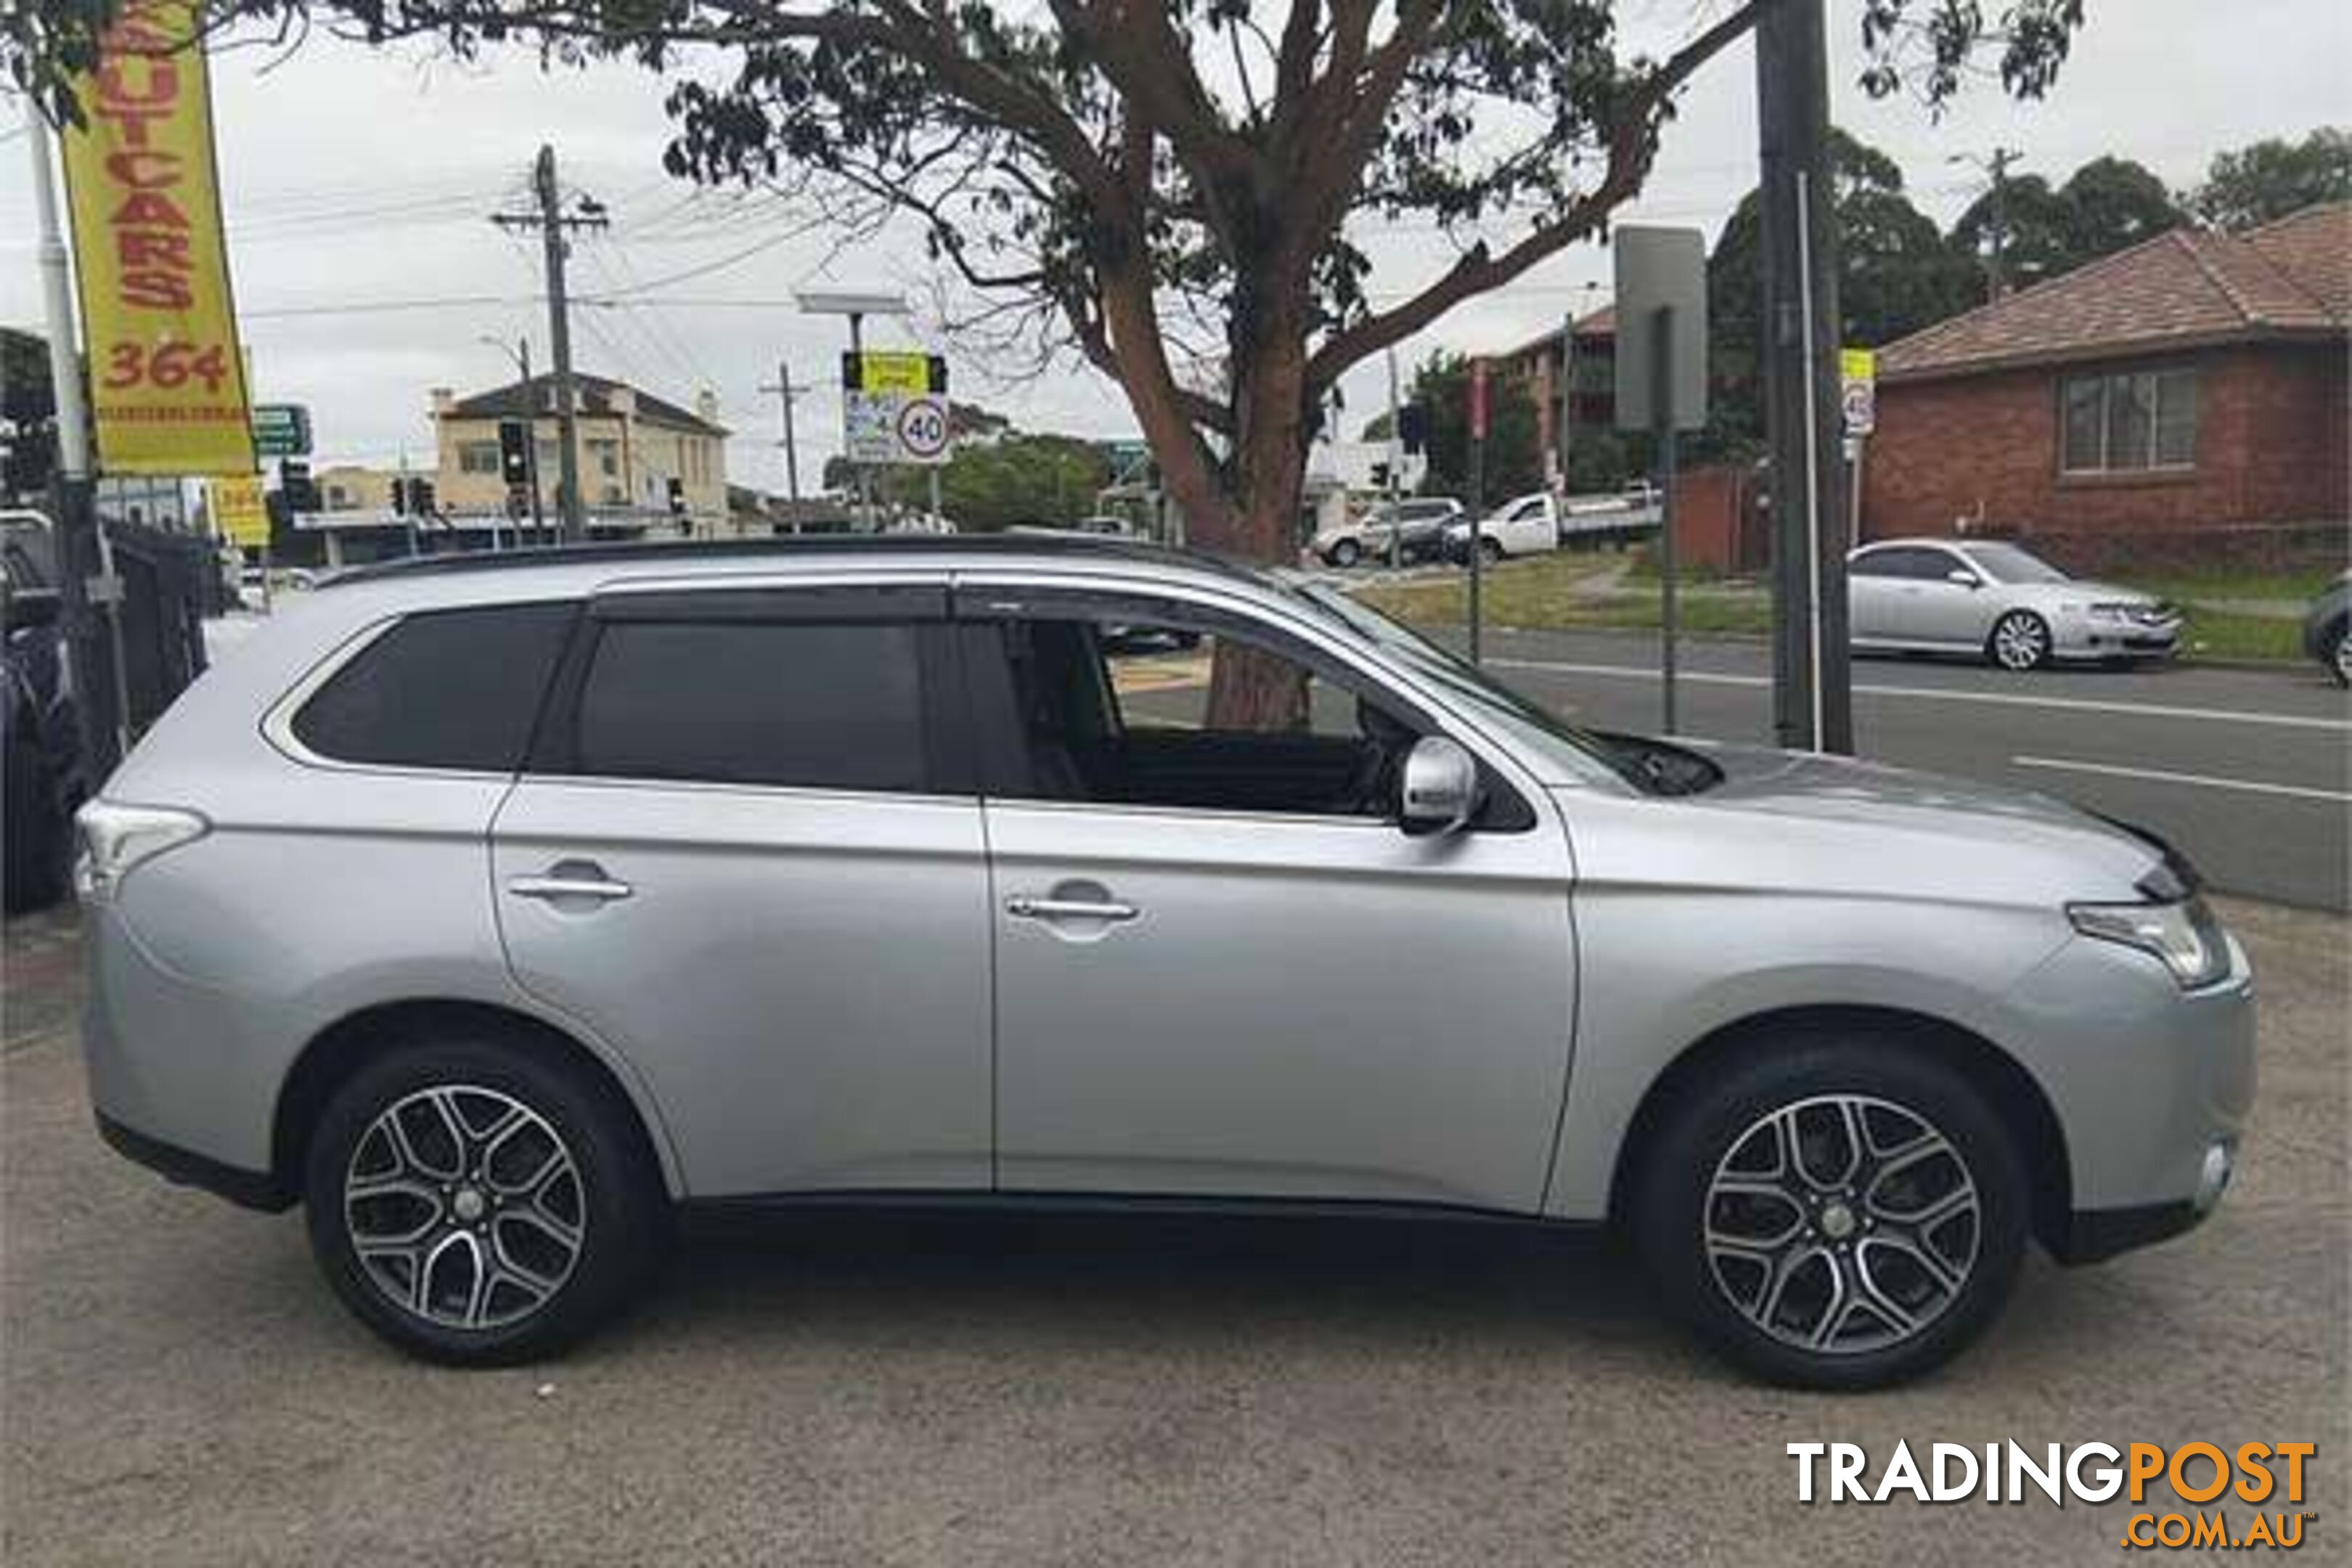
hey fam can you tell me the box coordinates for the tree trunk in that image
[1199,317,1312,732]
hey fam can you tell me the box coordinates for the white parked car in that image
[1442,492,1561,563]
[1848,539,2182,671]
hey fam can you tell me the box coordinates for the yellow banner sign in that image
[62,0,256,477]
[1839,348,1877,385]
[857,351,936,393]
[210,473,268,547]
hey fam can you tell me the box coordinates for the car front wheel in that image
[1633,1038,2029,1389]
[2329,621,2351,687]
[304,1037,667,1365]
[1328,538,1362,568]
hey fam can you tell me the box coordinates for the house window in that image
[2060,367,2197,474]
[458,441,502,475]
[588,439,619,479]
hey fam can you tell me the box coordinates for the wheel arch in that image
[1605,1003,2073,1254]
[272,998,682,1205]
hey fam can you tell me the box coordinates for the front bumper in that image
[2006,926,2255,1260]
[2057,613,2182,659]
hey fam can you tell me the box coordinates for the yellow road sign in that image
[1839,348,1877,385]
[211,473,268,547]
[856,351,936,393]
[61,0,256,477]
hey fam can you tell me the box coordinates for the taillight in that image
[73,800,208,902]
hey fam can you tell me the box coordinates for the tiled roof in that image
[444,372,728,436]
[1879,203,2349,382]
[1495,303,1619,363]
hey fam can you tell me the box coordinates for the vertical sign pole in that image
[1467,357,1487,666]
[1796,168,1826,752]
[1652,306,1680,736]
[1384,346,1403,571]
[780,362,802,521]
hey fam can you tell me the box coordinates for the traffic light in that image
[666,475,686,517]
[1396,402,1429,456]
[278,459,319,513]
[497,420,531,486]
[1370,462,1392,490]
[407,477,436,517]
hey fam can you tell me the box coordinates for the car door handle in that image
[1006,894,1139,923]
[507,869,633,904]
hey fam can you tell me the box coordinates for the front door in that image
[492,583,993,1199]
[960,584,1577,1214]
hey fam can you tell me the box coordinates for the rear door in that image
[491,580,993,1199]
[1906,545,2001,650]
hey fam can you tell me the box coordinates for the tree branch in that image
[1304,0,1768,388]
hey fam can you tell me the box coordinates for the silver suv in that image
[78,537,2253,1387]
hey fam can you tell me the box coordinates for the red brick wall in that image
[1862,343,2348,563]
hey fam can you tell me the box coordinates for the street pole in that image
[1467,358,1487,666]
[1988,147,2018,301]
[534,147,585,542]
[1652,306,1681,736]
[1755,0,1853,754]
[520,337,547,546]
[759,362,804,526]
[1384,345,1403,571]
[25,105,123,775]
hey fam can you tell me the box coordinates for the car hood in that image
[1553,738,2165,904]
[2021,578,2169,609]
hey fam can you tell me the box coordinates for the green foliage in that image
[859,433,1111,532]
[1408,354,1543,505]
[1703,128,1973,455]
[2192,128,2352,230]
[1,328,59,504]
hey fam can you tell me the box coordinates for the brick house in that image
[1495,303,1617,486]
[1863,203,2348,569]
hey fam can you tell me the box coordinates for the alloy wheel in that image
[1702,1093,1982,1356]
[343,1085,586,1331]
[1992,612,2048,671]
[2334,628,2351,686]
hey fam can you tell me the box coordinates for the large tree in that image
[2192,127,2352,230]
[11,0,2083,719]
[1704,128,1971,452]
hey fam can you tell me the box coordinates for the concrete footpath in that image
[3,899,2345,1566]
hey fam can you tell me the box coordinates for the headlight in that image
[2087,602,2136,620]
[2068,894,2231,989]
[73,800,208,903]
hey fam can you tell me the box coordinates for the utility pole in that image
[759,363,804,524]
[1755,0,1853,754]
[493,145,605,542]
[1951,147,2022,301]
[25,106,124,775]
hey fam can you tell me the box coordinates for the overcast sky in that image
[3,0,2344,487]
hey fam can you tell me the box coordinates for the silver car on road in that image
[78,536,2252,1387]
[1850,537,2182,671]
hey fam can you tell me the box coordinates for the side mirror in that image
[1945,568,1981,589]
[1398,735,1479,836]
[1,586,62,631]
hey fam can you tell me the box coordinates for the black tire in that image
[1986,610,2051,672]
[1478,536,1506,567]
[1328,538,1362,569]
[1631,1036,2029,1390]
[2327,620,2350,688]
[303,1036,669,1365]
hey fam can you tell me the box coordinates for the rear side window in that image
[292,602,574,771]
[572,621,925,792]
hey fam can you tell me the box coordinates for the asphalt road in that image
[1448,627,2352,911]
[3,899,2345,1566]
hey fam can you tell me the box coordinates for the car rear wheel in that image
[2329,622,2351,687]
[1632,1037,2028,1389]
[1328,538,1362,569]
[304,1037,667,1365]
[1478,537,1506,567]
[1988,610,2051,672]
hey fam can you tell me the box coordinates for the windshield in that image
[1276,576,1707,794]
[1957,541,2069,584]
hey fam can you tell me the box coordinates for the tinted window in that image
[1854,547,1953,581]
[574,621,925,791]
[293,602,573,771]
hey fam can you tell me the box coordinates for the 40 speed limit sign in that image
[894,396,951,465]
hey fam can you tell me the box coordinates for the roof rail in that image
[319,530,1259,590]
